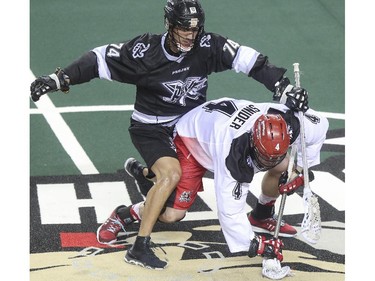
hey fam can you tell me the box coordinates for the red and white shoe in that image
[248,213,297,238]
[97,206,127,245]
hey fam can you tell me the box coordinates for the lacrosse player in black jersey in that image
[30,0,308,270]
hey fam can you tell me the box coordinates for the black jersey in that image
[92,32,259,124]
[64,31,287,124]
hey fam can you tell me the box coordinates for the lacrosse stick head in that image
[262,258,293,280]
[301,189,321,244]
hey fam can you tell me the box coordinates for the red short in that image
[166,134,207,210]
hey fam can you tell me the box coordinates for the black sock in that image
[251,202,275,220]
[117,205,136,225]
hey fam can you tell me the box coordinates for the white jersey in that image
[175,97,329,252]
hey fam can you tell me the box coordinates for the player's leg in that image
[98,156,154,245]
[159,134,206,223]
[97,194,189,247]
[136,156,182,235]
[124,156,181,269]
[125,150,206,269]
[248,156,297,237]
[124,123,181,269]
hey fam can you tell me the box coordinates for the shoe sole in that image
[96,225,119,246]
[96,224,130,247]
[124,254,166,270]
[251,226,297,238]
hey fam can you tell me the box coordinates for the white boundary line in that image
[30,71,99,175]
[30,105,345,120]
[29,104,134,114]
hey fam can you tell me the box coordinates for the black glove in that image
[273,77,309,112]
[248,235,284,261]
[30,67,70,102]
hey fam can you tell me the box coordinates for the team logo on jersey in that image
[179,191,192,203]
[162,77,207,105]
[305,113,320,124]
[132,43,150,58]
[200,34,211,48]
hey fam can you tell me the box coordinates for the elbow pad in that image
[63,51,99,85]
[249,54,287,92]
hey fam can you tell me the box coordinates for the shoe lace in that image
[107,217,126,234]
[271,214,285,226]
[146,240,167,257]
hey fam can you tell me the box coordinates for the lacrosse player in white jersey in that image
[98,97,328,273]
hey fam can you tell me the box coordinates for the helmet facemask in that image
[249,140,287,171]
[167,23,202,53]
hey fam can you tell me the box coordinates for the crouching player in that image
[98,98,328,275]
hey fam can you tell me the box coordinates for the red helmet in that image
[250,114,290,170]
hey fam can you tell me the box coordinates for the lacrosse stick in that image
[273,145,297,239]
[293,63,321,244]
[262,146,296,280]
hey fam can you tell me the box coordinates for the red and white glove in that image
[248,235,284,261]
[278,170,304,195]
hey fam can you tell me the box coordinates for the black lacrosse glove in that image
[273,77,309,112]
[295,168,315,182]
[30,67,70,102]
[248,235,284,261]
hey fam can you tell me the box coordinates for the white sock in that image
[130,202,144,221]
[258,193,278,206]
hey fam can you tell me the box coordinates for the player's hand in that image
[248,235,284,262]
[284,87,309,112]
[278,170,304,195]
[273,77,309,112]
[30,68,70,102]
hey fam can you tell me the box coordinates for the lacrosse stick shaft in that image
[273,145,297,238]
[293,63,310,190]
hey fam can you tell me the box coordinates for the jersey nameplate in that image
[230,104,260,129]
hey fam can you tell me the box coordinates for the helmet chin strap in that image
[175,42,193,53]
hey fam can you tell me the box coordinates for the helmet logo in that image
[189,7,197,13]
[189,18,198,28]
